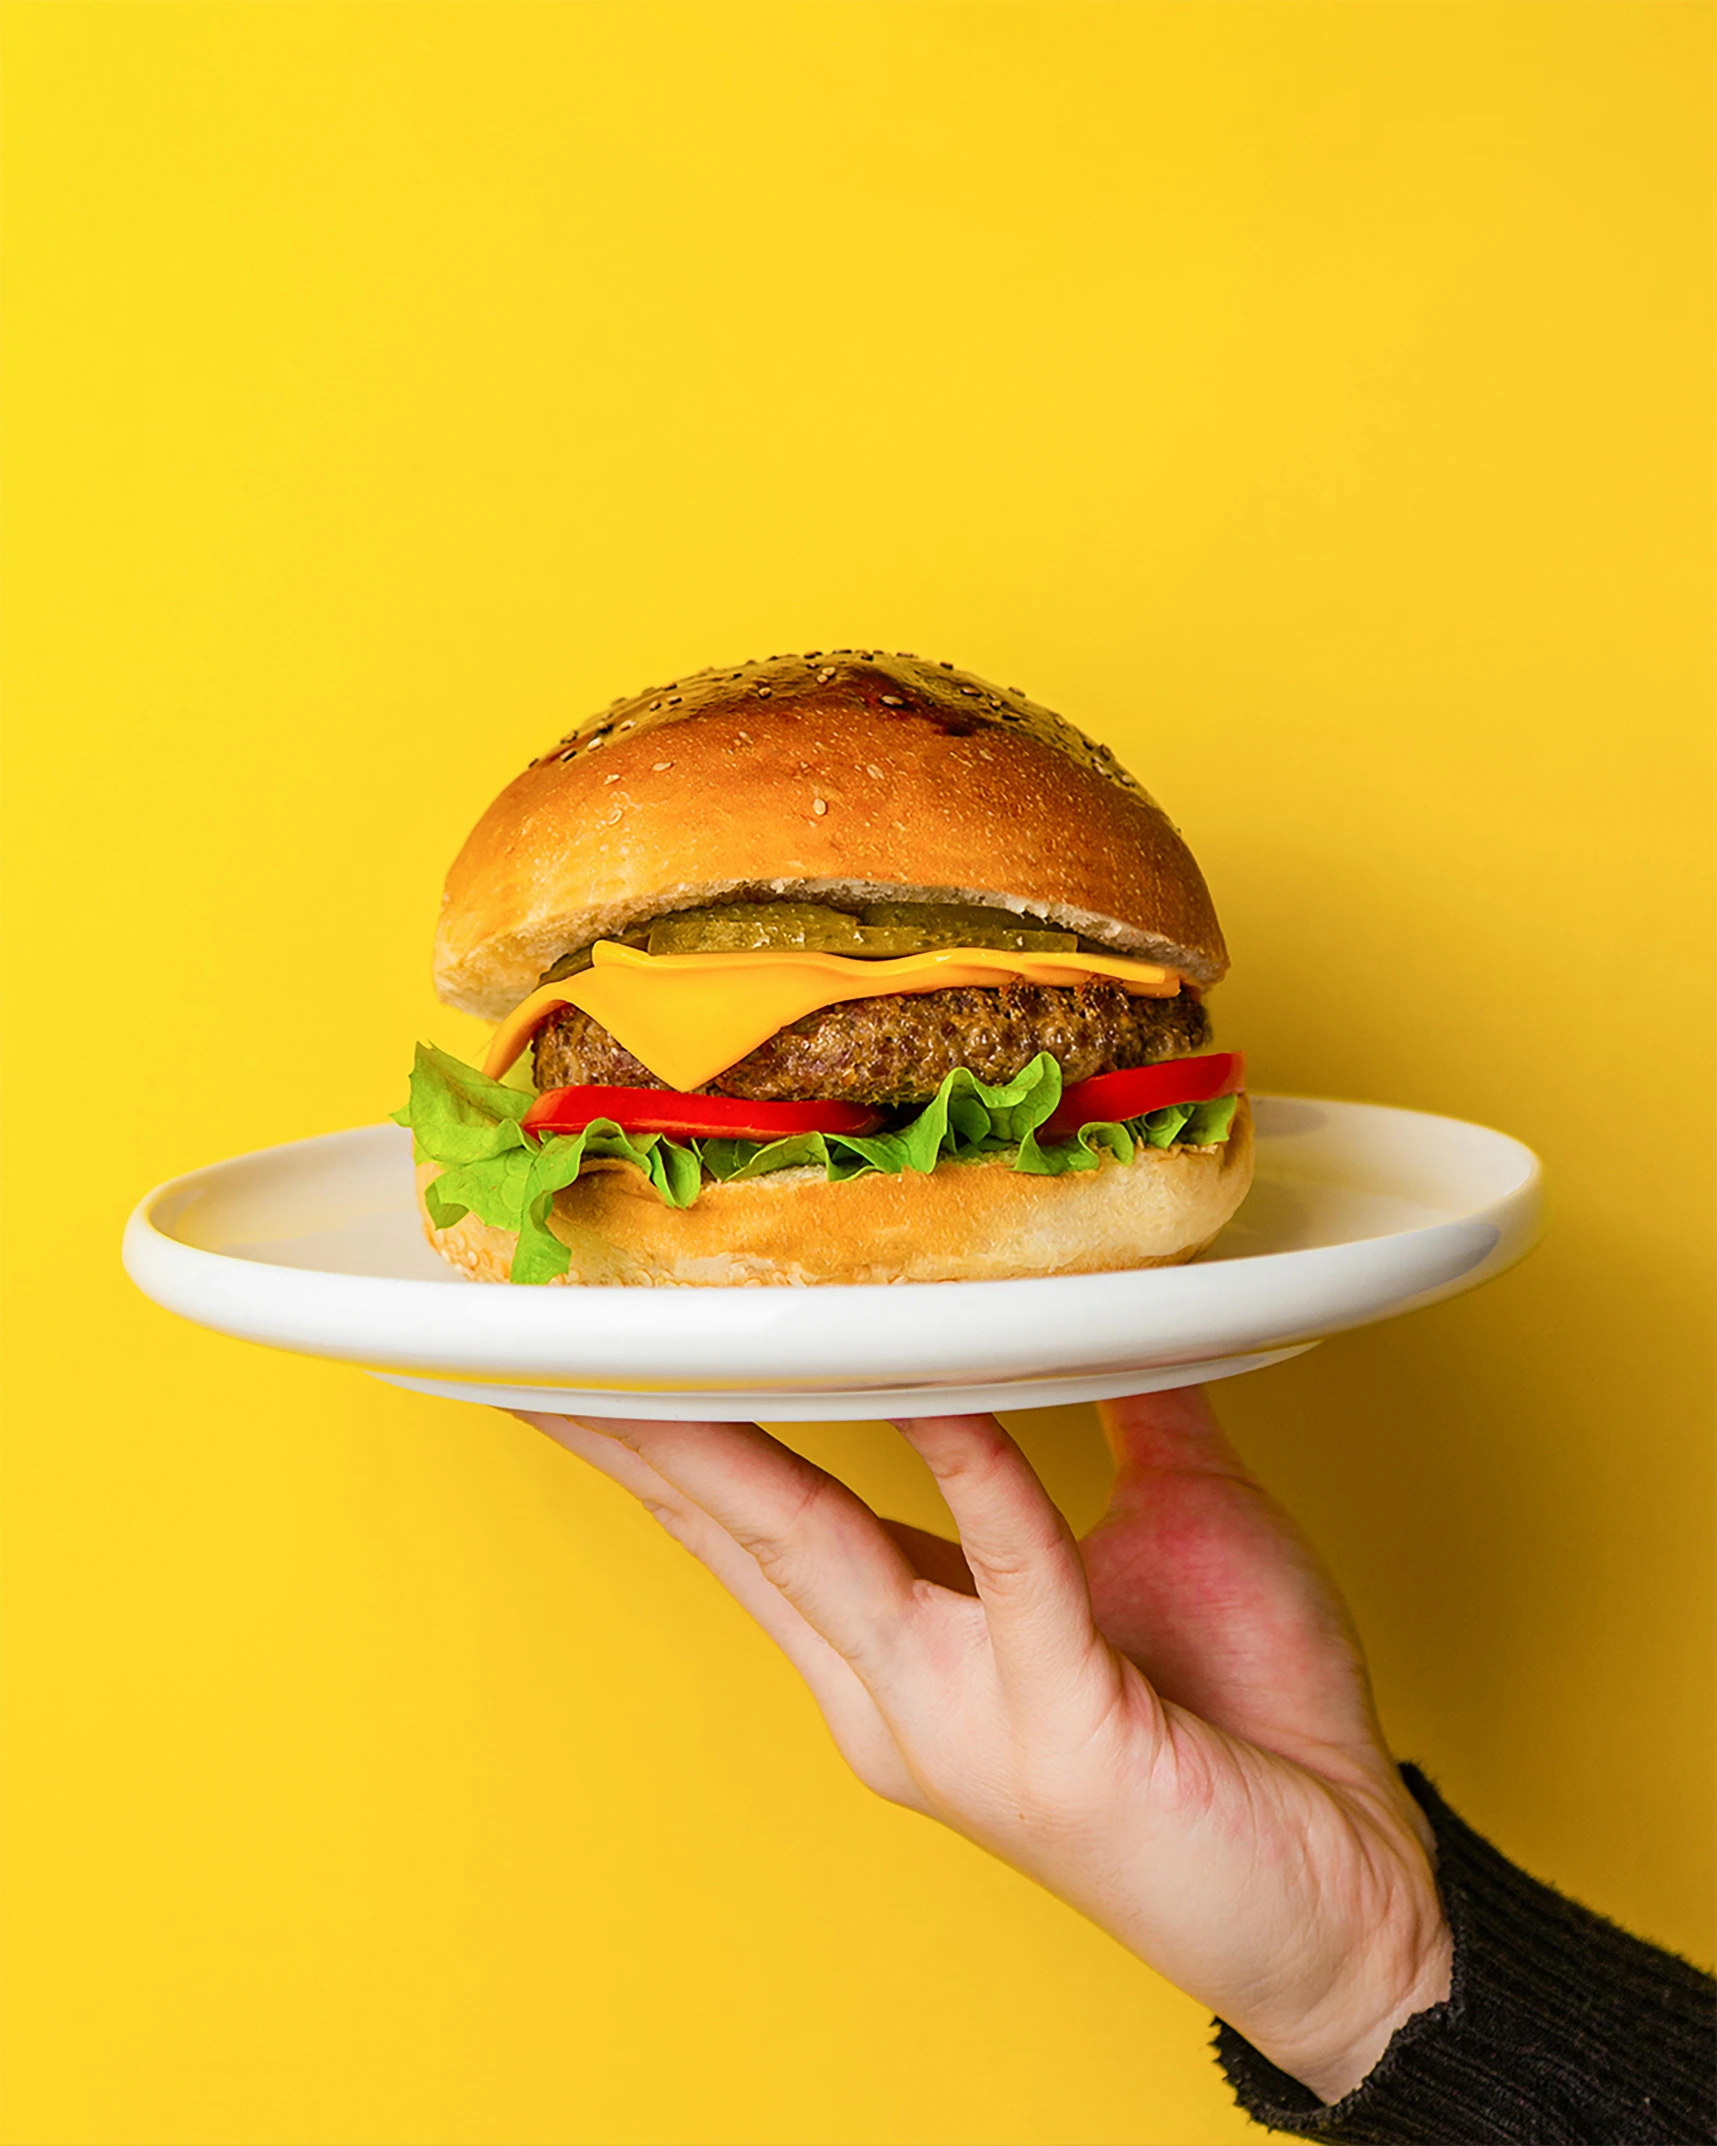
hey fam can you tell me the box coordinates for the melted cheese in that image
[482,942,1182,1093]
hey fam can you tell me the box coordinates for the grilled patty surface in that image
[532,981,1212,1105]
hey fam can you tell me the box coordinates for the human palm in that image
[520,1387,1449,2104]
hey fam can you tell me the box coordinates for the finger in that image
[566,1414,921,1675]
[1098,1386,1255,1487]
[512,1412,898,1770]
[515,1406,687,1504]
[879,1518,978,1598]
[890,1414,1108,1702]
[519,1411,859,1661]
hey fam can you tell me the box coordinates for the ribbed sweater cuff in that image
[1213,1765,1716,2144]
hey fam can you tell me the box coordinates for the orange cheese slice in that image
[481,942,1182,1094]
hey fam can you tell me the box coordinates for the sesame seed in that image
[649,700,662,710]
[959,685,979,696]
[817,667,836,682]
[940,660,954,669]
[586,733,605,748]
[880,694,904,706]
[668,695,681,705]
[812,797,827,815]
[558,748,577,761]
[866,764,884,778]
[604,772,621,783]
[653,760,673,771]
[619,719,635,730]
[755,685,773,696]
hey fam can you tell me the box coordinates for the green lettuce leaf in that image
[1010,1089,1239,1177]
[392,1041,532,1156]
[394,1043,1238,1283]
[701,1054,1069,1185]
[393,1042,703,1282]
[1180,1092,1239,1146]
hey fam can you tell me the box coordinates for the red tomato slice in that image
[1042,1052,1245,1139]
[522,1085,886,1143]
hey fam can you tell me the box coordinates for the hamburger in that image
[397,650,1252,1286]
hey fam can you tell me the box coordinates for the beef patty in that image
[532,982,1212,1106]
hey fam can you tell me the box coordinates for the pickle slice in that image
[537,946,595,985]
[646,900,1079,959]
[859,903,1077,954]
[537,923,649,985]
[646,902,871,955]
[859,901,1047,932]
[541,901,1082,980]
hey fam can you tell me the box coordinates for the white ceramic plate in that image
[122,1097,1541,1421]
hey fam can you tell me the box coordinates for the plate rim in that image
[121,1095,1543,1405]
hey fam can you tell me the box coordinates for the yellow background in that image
[3,5,1712,2142]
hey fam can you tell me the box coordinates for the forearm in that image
[1214,1767,1717,2145]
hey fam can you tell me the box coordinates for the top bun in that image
[435,651,1228,1020]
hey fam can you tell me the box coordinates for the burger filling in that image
[396,899,1243,1283]
[533,981,1212,1104]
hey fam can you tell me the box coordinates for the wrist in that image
[1255,1895,1453,2106]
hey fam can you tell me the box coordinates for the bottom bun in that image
[415,1095,1253,1287]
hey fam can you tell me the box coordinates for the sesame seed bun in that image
[414,1096,1254,1288]
[434,651,1228,1020]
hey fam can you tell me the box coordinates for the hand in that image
[514,1391,1451,2103]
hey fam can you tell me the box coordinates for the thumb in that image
[1097,1387,1254,1485]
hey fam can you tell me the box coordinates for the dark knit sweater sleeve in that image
[1213,1765,1716,2144]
